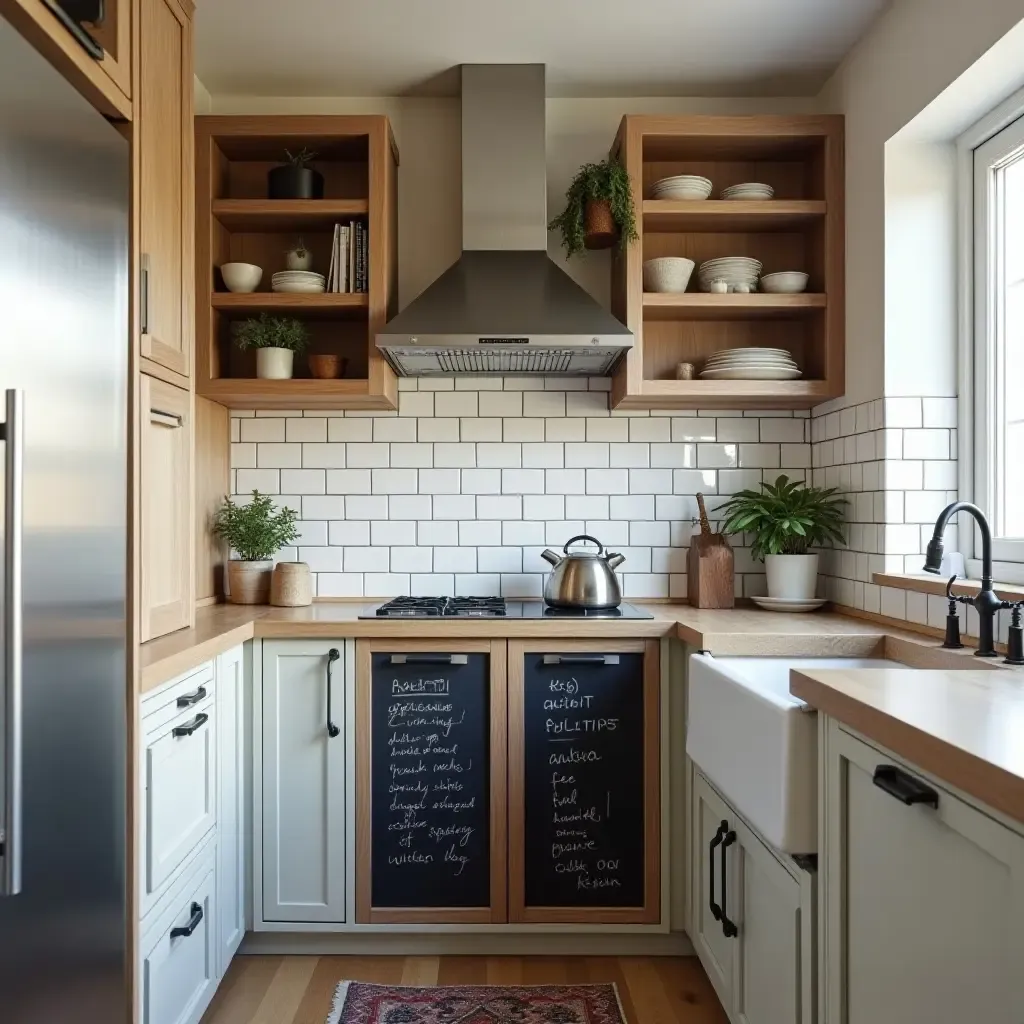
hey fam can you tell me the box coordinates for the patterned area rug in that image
[327,982,627,1024]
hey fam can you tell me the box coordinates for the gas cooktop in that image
[361,597,654,620]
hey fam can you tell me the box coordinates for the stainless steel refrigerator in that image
[0,13,129,1023]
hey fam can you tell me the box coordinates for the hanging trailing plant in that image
[548,158,639,259]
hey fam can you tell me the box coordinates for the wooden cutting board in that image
[687,493,735,609]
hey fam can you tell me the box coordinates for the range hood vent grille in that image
[381,345,622,377]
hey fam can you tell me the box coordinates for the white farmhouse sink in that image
[687,654,902,854]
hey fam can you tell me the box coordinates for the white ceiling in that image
[195,0,888,98]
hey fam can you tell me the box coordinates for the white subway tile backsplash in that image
[758,419,805,443]
[329,520,371,545]
[478,547,522,573]
[346,443,389,468]
[567,494,609,520]
[566,391,608,417]
[502,469,545,494]
[418,520,459,546]
[902,428,949,460]
[545,418,586,441]
[398,392,434,417]
[418,418,460,442]
[586,418,629,442]
[545,468,586,494]
[371,520,416,546]
[504,419,545,442]
[390,443,433,468]
[411,573,455,596]
[523,494,565,520]
[630,469,673,494]
[257,443,302,468]
[286,418,328,442]
[651,443,695,469]
[522,443,564,468]
[373,418,417,442]
[434,443,477,468]
[503,520,546,546]
[281,468,325,493]
[478,495,522,520]
[455,574,501,597]
[697,443,738,469]
[587,469,629,494]
[418,469,462,494]
[629,418,671,442]
[523,391,565,418]
[433,495,477,520]
[365,573,412,596]
[327,418,373,442]
[240,418,285,443]
[390,547,433,573]
[477,442,522,468]
[371,469,418,494]
[388,495,432,519]
[461,418,503,442]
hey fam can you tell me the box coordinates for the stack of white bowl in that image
[721,182,775,201]
[700,348,801,381]
[272,270,325,294]
[650,175,712,200]
[642,257,695,293]
[697,257,762,293]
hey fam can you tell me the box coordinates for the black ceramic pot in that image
[267,164,325,200]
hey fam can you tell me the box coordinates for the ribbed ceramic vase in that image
[270,562,313,607]
[227,560,273,604]
[764,553,819,600]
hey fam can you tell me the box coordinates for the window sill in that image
[873,572,1024,603]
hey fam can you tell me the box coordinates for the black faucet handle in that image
[945,575,973,609]
[940,575,966,650]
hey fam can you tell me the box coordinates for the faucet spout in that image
[924,502,1003,657]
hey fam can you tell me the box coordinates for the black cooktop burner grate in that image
[374,596,508,618]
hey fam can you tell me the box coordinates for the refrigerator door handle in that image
[0,389,23,896]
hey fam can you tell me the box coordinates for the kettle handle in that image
[564,534,603,555]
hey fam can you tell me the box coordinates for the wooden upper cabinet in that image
[140,374,192,641]
[138,0,194,380]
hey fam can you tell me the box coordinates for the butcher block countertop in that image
[791,666,1024,825]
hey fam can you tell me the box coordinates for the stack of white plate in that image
[651,175,713,200]
[721,182,775,201]
[697,257,762,292]
[272,271,325,294]
[700,347,801,381]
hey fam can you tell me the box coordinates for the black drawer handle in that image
[327,648,340,738]
[389,654,469,665]
[171,712,208,738]
[720,826,739,938]
[873,765,939,808]
[176,685,207,708]
[170,902,203,939]
[542,654,620,666]
[708,822,725,922]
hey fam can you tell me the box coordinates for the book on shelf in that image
[327,220,368,293]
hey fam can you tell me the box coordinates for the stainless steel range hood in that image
[376,64,633,376]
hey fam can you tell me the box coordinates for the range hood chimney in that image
[375,64,633,376]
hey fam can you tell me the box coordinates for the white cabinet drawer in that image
[140,855,217,1024]
[142,690,217,912]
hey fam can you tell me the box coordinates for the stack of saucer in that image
[650,175,713,200]
[700,347,801,381]
[697,256,762,292]
[272,271,325,294]
[721,182,775,201]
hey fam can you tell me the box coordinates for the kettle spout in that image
[606,553,626,570]
[540,549,563,567]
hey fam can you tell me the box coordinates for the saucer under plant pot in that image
[213,491,300,605]
[718,474,846,601]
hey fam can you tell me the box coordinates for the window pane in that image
[997,154,1024,537]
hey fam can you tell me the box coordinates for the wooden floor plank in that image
[203,956,283,1024]
[520,956,569,985]
[288,956,355,1024]
[586,957,639,1024]
[653,957,729,1024]
[401,956,441,986]
[436,955,489,985]
[251,956,319,1024]
[485,956,524,986]
[619,956,689,1024]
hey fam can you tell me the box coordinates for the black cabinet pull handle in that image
[872,765,939,808]
[542,654,620,666]
[176,686,207,708]
[708,822,725,922]
[326,648,340,738]
[171,712,208,738]
[170,902,203,939]
[389,653,468,665]
[721,826,739,938]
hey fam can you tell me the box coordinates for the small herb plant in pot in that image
[718,475,846,600]
[267,147,324,199]
[213,491,300,604]
[232,313,308,380]
[549,158,639,257]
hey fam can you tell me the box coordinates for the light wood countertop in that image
[791,666,1024,824]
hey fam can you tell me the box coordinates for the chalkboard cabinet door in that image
[260,641,347,924]
[507,640,661,924]
[355,639,508,924]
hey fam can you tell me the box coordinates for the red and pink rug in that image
[327,981,627,1024]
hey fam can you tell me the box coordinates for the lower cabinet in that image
[822,723,1024,1024]
[690,769,814,1024]
[259,640,347,924]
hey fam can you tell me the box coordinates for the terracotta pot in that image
[308,353,346,379]
[584,199,617,250]
[227,560,273,604]
[256,347,294,379]
[270,562,313,607]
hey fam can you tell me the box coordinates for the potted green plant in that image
[549,158,639,257]
[232,313,308,380]
[718,475,846,601]
[267,147,324,200]
[213,491,300,604]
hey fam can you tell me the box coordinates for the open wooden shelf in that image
[196,115,399,410]
[211,198,369,231]
[211,292,369,317]
[643,199,826,233]
[610,114,844,410]
[642,292,826,321]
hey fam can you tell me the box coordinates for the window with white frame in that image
[972,113,1024,566]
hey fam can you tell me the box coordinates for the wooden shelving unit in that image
[611,115,844,410]
[195,115,399,410]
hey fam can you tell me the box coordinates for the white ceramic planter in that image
[227,560,273,604]
[285,249,313,271]
[256,347,294,379]
[765,553,819,600]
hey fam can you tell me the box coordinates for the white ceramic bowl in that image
[643,257,695,293]
[651,175,713,201]
[220,262,263,293]
[760,271,809,294]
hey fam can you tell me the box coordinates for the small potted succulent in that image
[267,148,324,200]
[232,313,308,380]
[213,491,300,604]
[549,158,639,257]
[284,238,313,271]
[718,475,846,600]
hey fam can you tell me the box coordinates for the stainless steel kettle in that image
[540,534,625,609]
